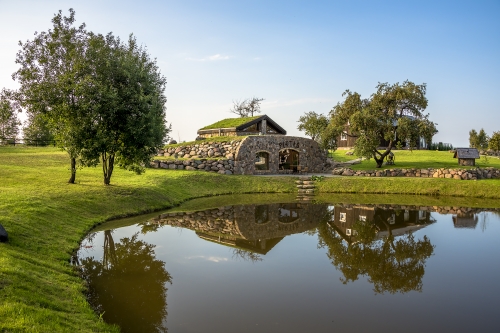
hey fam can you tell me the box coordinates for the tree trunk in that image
[102,152,115,185]
[68,157,76,184]
[373,140,395,168]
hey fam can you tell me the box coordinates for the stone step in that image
[297,185,316,189]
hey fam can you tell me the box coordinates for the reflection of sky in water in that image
[78,208,500,333]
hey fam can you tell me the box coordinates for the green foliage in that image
[165,135,244,148]
[200,116,260,130]
[22,112,55,146]
[297,111,329,141]
[327,81,437,168]
[489,131,500,151]
[477,128,489,150]
[469,129,478,148]
[428,142,453,151]
[395,141,403,150]
[317,220,434,294]
[310,175,325,182]
[13,9,169,185]
[0,89,21,141]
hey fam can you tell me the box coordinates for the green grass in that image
[199,116,260,130]
[1,146,500,332]
[165,135,244,148]
[0,146,294,332]
[330,149,500,170]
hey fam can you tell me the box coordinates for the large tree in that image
[13,9,169,185]
[23,112,54,146]
[13,9,91,183]
[469,129,479,148]
[297,111,328,141]
[325,81,437,168]
[0,89,21,142]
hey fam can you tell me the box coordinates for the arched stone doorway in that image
[279,149,299,172]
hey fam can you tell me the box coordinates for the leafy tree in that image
[325,81,438,168]
[230,97,264,117]
[469,129,479,148]
[477,128,489,150]
[317,217,434,294]
[297,111,329,141]
[0,89,21,142]
[13,9,169,185]
[23,112,54,146]
[13,9,91,183]
[81,33,169,185]
[81,231,171,333]
[488,131,500,152]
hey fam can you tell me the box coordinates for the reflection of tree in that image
[81,231,172,333]
[232,248,263,263]
[317,220,434,294]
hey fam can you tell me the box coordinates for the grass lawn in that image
[330,149,500,170]
[1,146,500,332]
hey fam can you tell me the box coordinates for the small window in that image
[388,214,395,225]
[255,152,269,170]
[341,132,347,141]
[419,211,426,220]
[340,212,346,222]
[359,215,366,222]
[346,229,351,236]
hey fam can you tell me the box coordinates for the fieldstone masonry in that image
[152,136,331,175]
[332,167,500,180]
[233,136,329,175]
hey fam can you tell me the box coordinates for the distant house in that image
[197,114,286,138]
[454,148,480,166]
[336,117,429,150]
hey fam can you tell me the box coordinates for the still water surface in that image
[75,195,500,333]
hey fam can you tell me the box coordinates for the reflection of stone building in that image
[452,212,478,229]
[330,205,434,243]
[151,203,329,255]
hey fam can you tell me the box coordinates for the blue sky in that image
[1,0,498,146]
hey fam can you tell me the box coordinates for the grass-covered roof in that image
[199,116,261,130]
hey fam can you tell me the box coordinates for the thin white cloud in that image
[186,54,231,62]
[187,255,229,263]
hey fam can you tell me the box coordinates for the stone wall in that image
[332,167,500,180]
[152,135,331,175]
[233,135,330,175]
[158,140,241,159]
[150,158,234,174]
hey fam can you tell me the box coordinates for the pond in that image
[74,194,500,333]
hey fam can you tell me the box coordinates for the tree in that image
[469,129,479,148]
[23,112,54,146]
[317,217,435,294]
[0,89,21,142]
[230,97,264,117]
[325,81,438,168]
[477,128,489,150]
[80,231,172,333]
[297,111,329,141]
[13,9,169,185]
[13,9,91,183]
[488,131,500,152]
[82,33,169,185]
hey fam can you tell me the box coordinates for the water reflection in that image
[79,231,172,333]
[75,199,500,333]
[150,202,329,258]
[318,206,435,294]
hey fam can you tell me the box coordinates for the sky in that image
[1,0,499,146]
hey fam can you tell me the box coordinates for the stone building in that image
[197,114,286,138]
[453,148,480,166]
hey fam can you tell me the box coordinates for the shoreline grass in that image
[1,146,500,332]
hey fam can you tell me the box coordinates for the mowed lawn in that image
[0,146,295,333]
[330,149,500,170]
